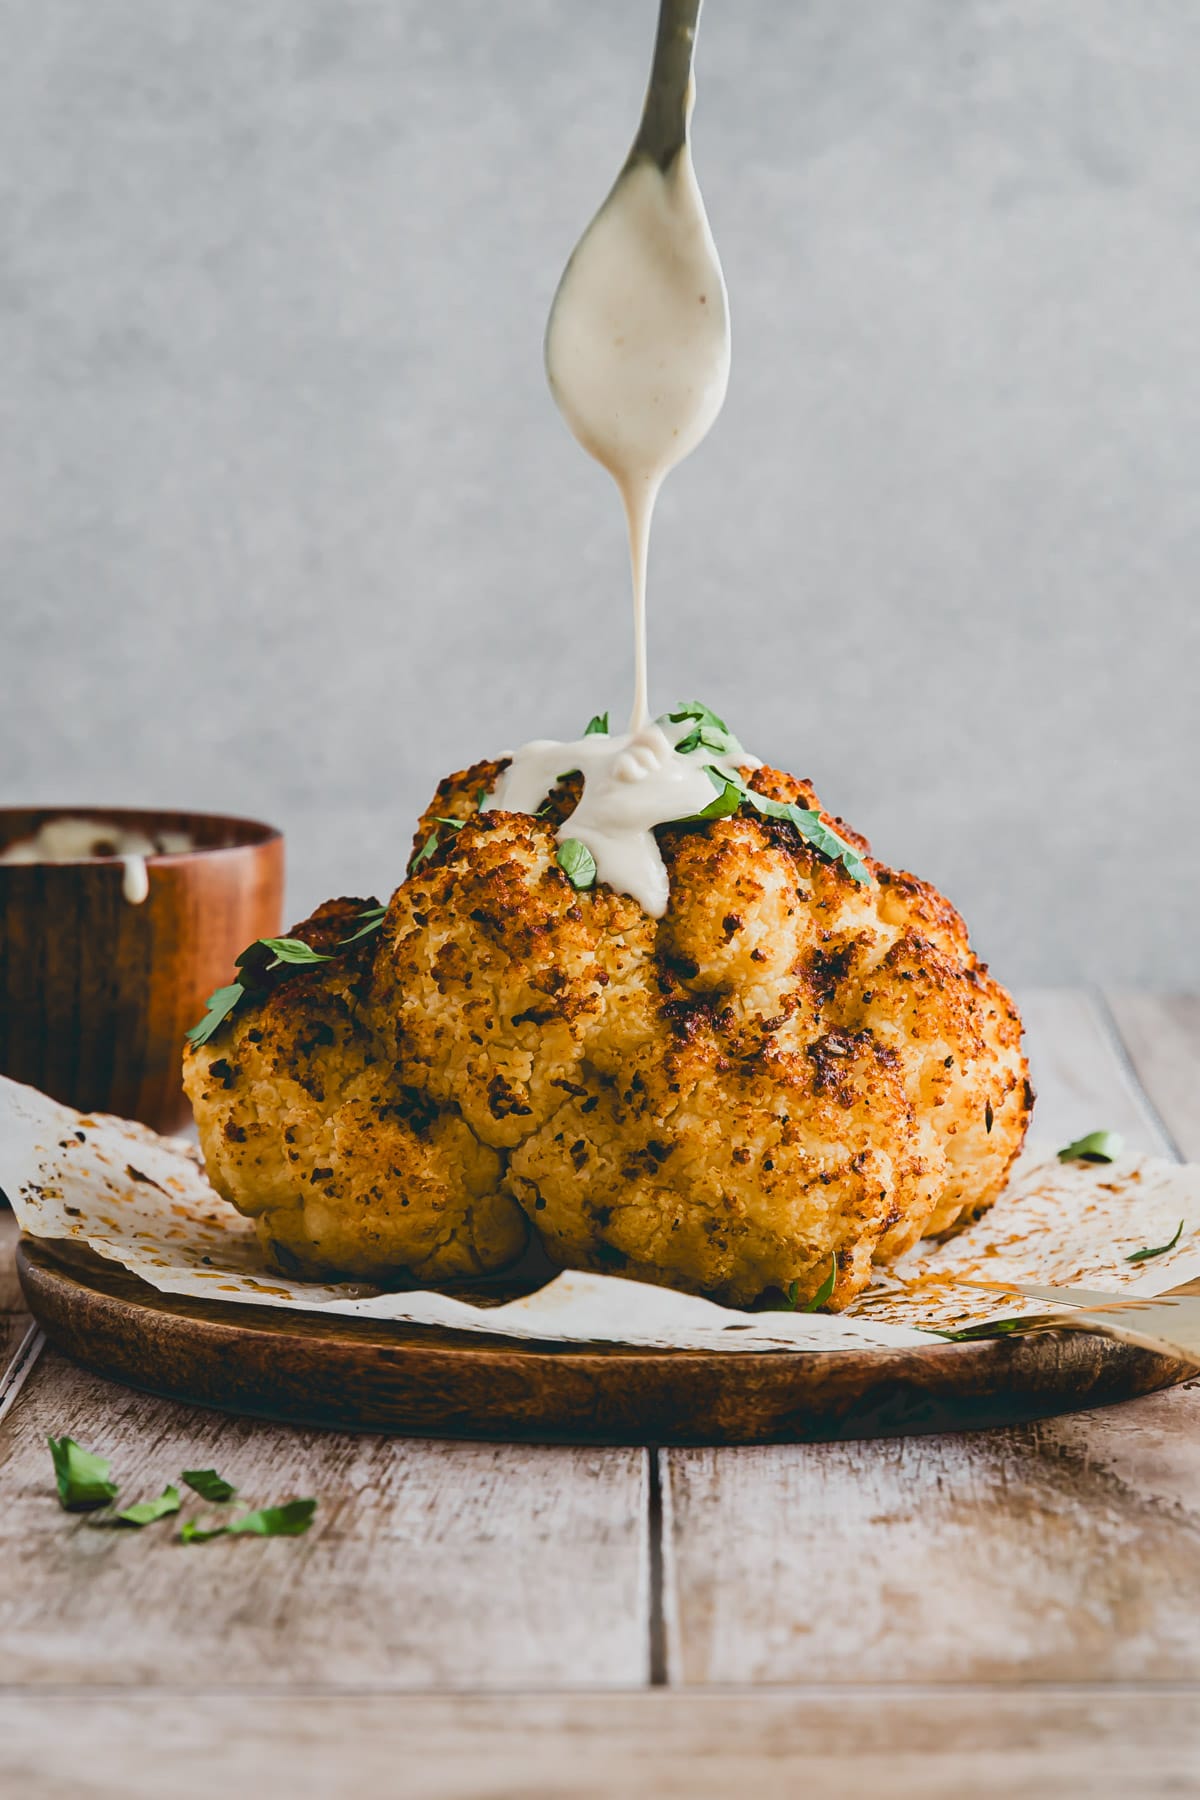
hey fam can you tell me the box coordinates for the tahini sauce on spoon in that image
[491,33,749,917]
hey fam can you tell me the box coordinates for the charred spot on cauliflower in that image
[184,761,1031,1308]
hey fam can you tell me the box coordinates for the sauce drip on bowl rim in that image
[491,12,744,917]
[0,817,195,906]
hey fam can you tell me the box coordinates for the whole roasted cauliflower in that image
[184,756,1031,1310]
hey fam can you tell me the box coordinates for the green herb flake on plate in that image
[1057,1130,1124,1164]
[1127,1220,1185,1264]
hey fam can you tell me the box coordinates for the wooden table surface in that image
[2,990,1198,1798]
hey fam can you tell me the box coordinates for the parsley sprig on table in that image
[46,1440,314,1543]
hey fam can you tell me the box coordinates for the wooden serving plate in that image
[17,1238,1193,1444]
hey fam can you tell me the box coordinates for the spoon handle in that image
[631,0,704,170]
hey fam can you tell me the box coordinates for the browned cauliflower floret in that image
[185,760,1031,1309]
[183,896,526,1282]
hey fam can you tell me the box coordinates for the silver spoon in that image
[630,0,704,172]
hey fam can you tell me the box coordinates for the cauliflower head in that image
[184,758,1030,1309]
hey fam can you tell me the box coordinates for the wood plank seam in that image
[2,1679,1200,1698]
[658,992,1200,1690]
[648,1447,668,1685]
[0,1324,43,1428]
[1095,990,1185,1162]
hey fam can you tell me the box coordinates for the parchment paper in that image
[2,1073,1197,1354]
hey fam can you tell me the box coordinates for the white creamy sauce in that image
[0,818,194,906]
[492,66,740,918]
[120,855,151,905]
[544,130,730,733]
[493,721,750,919]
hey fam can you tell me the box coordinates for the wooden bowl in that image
[0,807,283,1133]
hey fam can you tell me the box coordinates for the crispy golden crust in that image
[184,761,1031,1307]
[182,893,526,1282]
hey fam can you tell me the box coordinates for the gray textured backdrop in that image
[1,0,1196,984]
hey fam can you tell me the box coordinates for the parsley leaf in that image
[184,983,245,1049]
[187,917,382,1043]
[48,1437,120,1511]
[181,1498,317,1544]
[801,1255,838,1312]
[692,775,744,820]
[1127,1220,1185,1263]
[252,937,331,972]
[434,817,468,830]
[339,905,388,947]
[663,701,750,762]
[182,1468,237,1504]
[409,831,439,873]
[102,1485,181,1529]
[929,1317,1037,1342]
[667,699,730,734]
[1057,1130,1124,1164]
[556,839,597,890]
[788,809,871,885]
[695,769,870,883]
[584,713,610,736]
[675,722,737,757]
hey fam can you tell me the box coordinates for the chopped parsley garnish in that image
[772,1254,838,1313]
[700,766,871,884]
[408,793,489,874]
[1126,1220,1184,1263]
[584,712,610,736]
[674,722,734,757]
[184,984,245,1049]
[103,1486,181,1529]
[667,699,730,734]
[45,1443,313,1545]
[663,700,747,762]
[929,1317,1037,1342]
[252,937,331,971]
[338,905,389,946]
[1057,1130,1124,1164]
[48,1437,119,1511]
[186,904,388,1047]
[182,1468,237,1504]
[692,779,743,820]
[803,1256,838,1312]
[409,831,440,873]
[181,1498,317,1544]
[556,839,597,890]
[691,778,743,820]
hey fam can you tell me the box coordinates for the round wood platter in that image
[17,1237,1192,1445]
